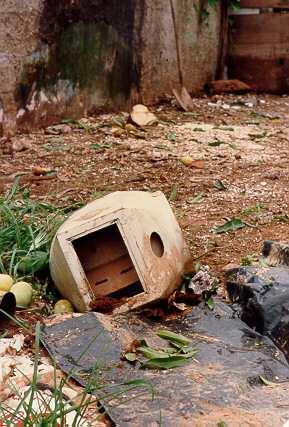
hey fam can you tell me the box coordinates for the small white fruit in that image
[10,282,33,308]
[54,299,74,314]
[0,274,13,292]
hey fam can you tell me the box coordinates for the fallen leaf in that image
[259,375,279,387]
[167,132,177,141]
[205,297,215,310]
[188,193,203,204]
[45,124,71,135]
[32,166,52,176]
[12,139,31,152]
[169,184,178,201]
[191,159,205,169]
[212,218,246,234]
[142,355,192,370]
[214,180,227,191]
[208,140,225,147]
[157,330,191,346]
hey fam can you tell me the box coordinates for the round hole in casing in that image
[150,232,164,257]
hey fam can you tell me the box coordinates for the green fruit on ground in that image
[0,274,13,292]
[10,282,33,308]
[54,299,74,314]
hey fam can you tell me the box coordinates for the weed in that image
[0,179,77,283]
[241,254,258,266]
[242,203,264,217]
[274,214,289,223]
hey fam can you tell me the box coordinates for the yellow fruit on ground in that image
[180,156,193,166]
[0,274,13,292]
[10,282,33,308]
[54,299,74,314]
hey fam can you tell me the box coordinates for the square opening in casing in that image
[72,223,144,299]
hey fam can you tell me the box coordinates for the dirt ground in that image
[1,93,289,426]
[1,93,289,279]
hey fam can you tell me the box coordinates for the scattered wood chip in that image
[130,105,158,127]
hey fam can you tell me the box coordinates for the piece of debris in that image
[262,240,289,267]
[45,124,71,135]
[0,292,16,319]
[130,105,158,127]
[0,334,25,356]
[11,139,31,152]
[50,191,190,313]
[172,87,194,112]
[207,79,252,95]
[188,265,217,295]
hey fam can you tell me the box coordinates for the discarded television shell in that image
[50,191,190,312]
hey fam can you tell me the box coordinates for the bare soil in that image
[2,93,289,279]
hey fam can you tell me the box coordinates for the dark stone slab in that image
[42,302,289,426]
[226,265,289,360]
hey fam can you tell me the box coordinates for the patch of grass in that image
[274,214,289,223]
[0,179,77,282]
[242,203,264,217]
[241,254,258,266]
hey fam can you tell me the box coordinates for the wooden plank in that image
[230,14,289,54]
[87,254,140,296]
[240,0,289,7]
[228,13,289,93]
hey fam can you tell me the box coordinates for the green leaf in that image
[142,355,191,370]
[157,330,191,346]
[188,192,203,204]
[205,297,215,310]
[213,180,227,191]
[242,203,263,216]
[208,139,225,147]
[17,250,48,274]
[167,132,177,142]
[212,217,246,234]
[228,143,237,150]
[122,379,155,398]
[90,143,112,151]
[169,184,178,201]
[62,118,77,125]
[259,375,279,387]
[137,346,170,359]
[249,131,267,140]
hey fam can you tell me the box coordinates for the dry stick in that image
[193,246,221,262]
[169,0,183,86]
